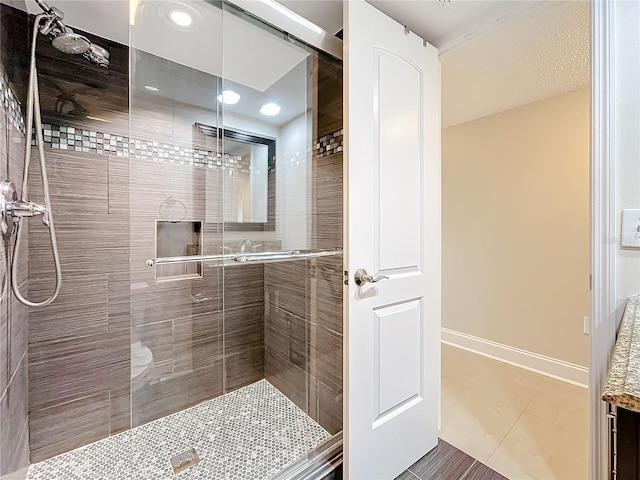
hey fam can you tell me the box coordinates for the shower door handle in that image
[354,268,388,286]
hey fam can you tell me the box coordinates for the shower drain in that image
[170,448,201,474]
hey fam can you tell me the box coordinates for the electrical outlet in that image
[584,316,590,335]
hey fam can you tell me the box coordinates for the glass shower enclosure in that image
[127,0,343,477]
[2,0,344,478]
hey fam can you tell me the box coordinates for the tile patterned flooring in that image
[22,345,589,480]
[26,380,330,480]
[440,344,589,480]
[395,440,506,480]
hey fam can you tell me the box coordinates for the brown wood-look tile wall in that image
[24,19,133,454]
[309,56,343,435]
[0,4,31,477]
[263,55,344,435]
[6,4,342,465]
[264,259,311,411]
[19,13,264,462]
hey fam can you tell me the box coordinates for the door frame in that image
[590,1,616,479]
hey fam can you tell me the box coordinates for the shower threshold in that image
[26,380,330,480]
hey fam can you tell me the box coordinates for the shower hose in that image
[10,13,62,307]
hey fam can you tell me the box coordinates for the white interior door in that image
[344,1,441,478]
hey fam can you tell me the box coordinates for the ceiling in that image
[280,0,543,50]
[15,0,129,44]
[440,0,590,127]
[7,0,590,128]
[133,1,309,93]
[133,49,310,127]
[12,0,311,127]
[279,0,343,36]
[281,0,591,127]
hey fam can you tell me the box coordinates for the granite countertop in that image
[603,294,640,412]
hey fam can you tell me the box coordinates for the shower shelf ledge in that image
[145,248,343,268]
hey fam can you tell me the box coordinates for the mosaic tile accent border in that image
[37,121,343,169]
[314,129,343,159]
[0,73,25,134]
[26,379,331,480]
[39,123,253,171]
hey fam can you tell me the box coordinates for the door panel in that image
[345,0,441,478]
[375,299,423,418]
[376,50,424,274]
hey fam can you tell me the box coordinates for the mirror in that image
[196,123,276,230]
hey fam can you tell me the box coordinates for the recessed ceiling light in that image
[159,3,201,30]
[260,103,281,116]
[144,85,159,92]
[169,9,193,27]
[217,90,240,105]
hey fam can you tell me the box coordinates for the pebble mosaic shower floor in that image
[26,380,331,480]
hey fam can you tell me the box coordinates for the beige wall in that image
[442,88,590,367]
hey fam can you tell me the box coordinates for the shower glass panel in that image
[129,0,225,476]
[129,1,343,478]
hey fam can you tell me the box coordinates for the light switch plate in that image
[621,209,640,248]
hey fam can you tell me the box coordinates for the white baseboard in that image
[441,328,589,388]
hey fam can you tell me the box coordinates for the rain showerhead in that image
[50,28,91,55]
[83,43,110,67]
[35,0,110,67]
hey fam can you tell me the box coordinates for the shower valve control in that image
[0,179,18,236]
[7,199,49,222]
[0,180,49,237]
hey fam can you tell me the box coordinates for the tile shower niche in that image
[155,220,203,281]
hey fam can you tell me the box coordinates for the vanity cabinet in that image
[603,294,640,480]
[602,294,640,480]
[610,405,640,480]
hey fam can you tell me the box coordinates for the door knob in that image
[354,268,388,286]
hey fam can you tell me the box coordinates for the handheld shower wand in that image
[0,1,112,307]
[4,13,63,307]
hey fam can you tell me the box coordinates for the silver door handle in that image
[354,268,388,286]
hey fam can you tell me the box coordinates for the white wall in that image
[224,111,312,251]
[215,110,313,251]
[442,88,590,369]
[276,112,312,250]
[591,3,640,477]
[223,111,279,140]
[614,0,640,318]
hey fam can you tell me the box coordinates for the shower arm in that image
[34,0,68,37]
[34,0,51,12]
